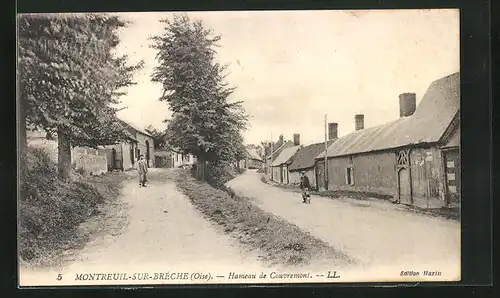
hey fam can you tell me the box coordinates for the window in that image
[345,167,354,185]
[348,156,353,164]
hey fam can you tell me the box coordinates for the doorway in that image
[145,140,150,167]
[111,148,117,170]
[398,168,412,204]
[396,149,413,205]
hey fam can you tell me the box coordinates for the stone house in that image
[105,119,155,171]
[315,72,460,208]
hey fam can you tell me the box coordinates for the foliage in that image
[150,13,248,165]
[145,124,168,150]
[205,160,237,189]
[18,13,144,148]
[19,147,105,262]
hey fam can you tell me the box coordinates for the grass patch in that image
[19,147,127,267]
[173,169,354,268]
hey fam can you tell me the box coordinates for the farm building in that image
[264,135,295,179]
[105,119,155,171]
[316,72,460,208]
[239,147,264,169]
[270,134,303,184]
[288,139,336,189]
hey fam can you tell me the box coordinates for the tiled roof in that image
[317,72,460,159]
[266,141,294,160]
[288,140,336,171]
[271,145,302,166]
[117,117,154,138]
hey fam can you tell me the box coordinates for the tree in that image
[151,13,248,180]
[145,124,168,150]
[18,13,143,179]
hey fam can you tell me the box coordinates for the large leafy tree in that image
[151,13,248,179]
[18,13,143,179]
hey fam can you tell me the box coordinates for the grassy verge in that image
[173,169,354,268]
[19,147,128,267]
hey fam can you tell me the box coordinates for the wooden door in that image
[398,168,411,204]
[396,149,413,204]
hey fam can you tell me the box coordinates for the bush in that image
[19,147,106,263]
[205,161,236,189]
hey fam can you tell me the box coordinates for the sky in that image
[111,9,459,146]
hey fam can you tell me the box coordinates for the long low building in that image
[315,72,460,208]
[287,139,336,189]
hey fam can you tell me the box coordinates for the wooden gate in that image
[443,149,460,205]
[396,149,413,204]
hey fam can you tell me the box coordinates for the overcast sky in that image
[112,9,459,146]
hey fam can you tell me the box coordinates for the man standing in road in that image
[300,171,311,203]
[136,154,148,187]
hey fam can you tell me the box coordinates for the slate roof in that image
[271,145,302,166]
[288,140,336,171]
[317,72,460,159]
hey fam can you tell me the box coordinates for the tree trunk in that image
[57,127,72,180]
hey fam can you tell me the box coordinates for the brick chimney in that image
[293,134,300,146]
[355,114,364,131]
[399,93,416,117]
[279,134,284,144]
[328,123,338,140]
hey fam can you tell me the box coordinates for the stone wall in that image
[72,147,108,175]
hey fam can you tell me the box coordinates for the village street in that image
[226,170,461,276]
[20,169,271,286]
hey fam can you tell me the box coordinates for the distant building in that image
[315,72,460,208]
[264,135,294,179]
[170,150,196,168]
[269,134,302,184]
[239,147,264,169]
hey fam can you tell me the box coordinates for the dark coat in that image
[300,175,310,189]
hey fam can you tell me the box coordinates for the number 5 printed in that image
[57,274,62,281]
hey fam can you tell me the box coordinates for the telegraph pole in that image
[324,114,329,190]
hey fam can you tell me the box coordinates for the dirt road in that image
[226,170,461,280]
[20,169,268,286]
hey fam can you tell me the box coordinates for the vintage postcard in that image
[17,9,461,286]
